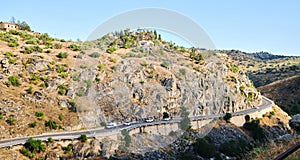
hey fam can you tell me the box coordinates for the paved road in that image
[0,96,274,148]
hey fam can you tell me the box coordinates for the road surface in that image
[0,96,274,148]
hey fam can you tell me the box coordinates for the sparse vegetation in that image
[179,106,191,131]
[8,75,21,86]
[89,52,100,58]
[56,52,68,59]
[224,113,232,123]
[45,120,58,129]
[79,134,87,142]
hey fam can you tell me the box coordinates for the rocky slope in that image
[0,28,294,159]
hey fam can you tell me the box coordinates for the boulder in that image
[289,114,300,132]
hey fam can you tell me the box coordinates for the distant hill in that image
[259,75,300,115]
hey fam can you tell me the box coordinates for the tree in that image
[19,21,31,31]
[21,138,45,158]
[224,113,232,123]
[163,112,169,119]
[10,16,16,24]
[245,115,250,122]
[193,137,217,158]
[158,34,162,41]
[179,106,191,131]
[121,129,131,147]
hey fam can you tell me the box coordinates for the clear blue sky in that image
[1,0,299,56]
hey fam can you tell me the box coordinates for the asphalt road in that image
[0,96,274,148]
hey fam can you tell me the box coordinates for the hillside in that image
[224,50,300,115]
[0,28,296,159]
[259,75,300,115]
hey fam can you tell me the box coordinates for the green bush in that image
[163,112,169,119]
[179,68,186,75]
[59,72,68,78]
[6,117,16,125]
[8,75,21,86]
[30,74,39,81]
[79,134,87,142]
[98,64,105,71]
[26,86,33,94]
[56,52,68,59]
[121,130,131,147]
[193,137,217,158]
[89,52,100,58]
[161,61,170,68]
[106,46,117,53]
[224,113,232,123]
[25,39,39,45]
[35,111,44,118]
[28,121,37,128]
[62,145,72,153]
[45,120,57,129]
[179,106,191,131]
[21,137,45,158]
[245,115,250,122]
[68,44,80,51]
[239,86,245,92]
[58,114,63,121]
[4,52,14,57]
[58,84,67,95]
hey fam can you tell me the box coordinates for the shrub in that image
[4,52,14,57]
[106,46,117,53]
[35,111,44,118]
[26,86,33,94]
[72,74,80,81]
[121,130,131,147]
[89,52,100,58]
[62,145,72,153]
[68,44,80,51]
[79,134,87,142]
[30,74,39,81]
[28,121,37,128]
[6,117,15,125]
[231,76,237,83]
[161,61,170,68]
[179,68,186,75]
[270,111,275,116]
[8,58,16,64]
[22,137,45,158]
[239,86,245,92]
[8,76,21,86]
[58,84,67,95]
[58,114,63,121]
[52,43,62,49]
[224,113,232,123]
[245,115,250,122]
[98,64,105,71]
[47,137,53,142]
[163,112,170,119]
[179,106,191,131]
[193,137,217,158]
[26,39,39,45]
[59,72,68,78]
[56,52,68,59]
[45,120,57,129]
[141,61,148,67]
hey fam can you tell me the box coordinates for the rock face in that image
[289,114,300,132]
[74,46,261,126]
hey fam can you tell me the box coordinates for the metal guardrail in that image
[274,142,300,160]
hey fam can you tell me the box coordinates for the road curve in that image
[0,96,274,148]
